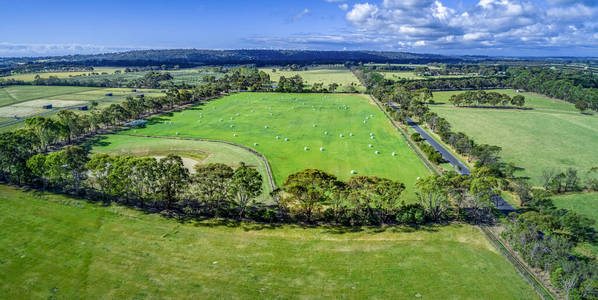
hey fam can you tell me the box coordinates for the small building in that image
[78,105,88,111]
[105,93,113,96]
[42,104,52,109]
[131,89,137,92]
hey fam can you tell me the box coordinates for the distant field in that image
[380,71,425,80]
[0,185,538,299]
[5,67,124,81]
[0,86,161,125]
[123,92,430,201]
[89,134,273,201]
[430,89,598,185]
[259,68,363,91]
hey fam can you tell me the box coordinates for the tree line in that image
[449,90,525,107]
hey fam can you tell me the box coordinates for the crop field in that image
[89,134,273,201]
[259,68,363,91]
[430,89,598,186]
[4,67,124,81]
[0,185,538,299]
[123,93,430,201]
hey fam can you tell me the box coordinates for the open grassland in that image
[123,93,430,201]
[259,68,363,91]
[381,71,425,80]
[0,185,538,299]
[89,134,273,201]
[4,67,124,81]
[430,89,598,186]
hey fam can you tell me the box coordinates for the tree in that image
[283,169,340,223]
[56,110,81,144]
[511,95,525,107]
[157,155,190,209]
[416,176,450,221]
[575,100,589,113]
[192,163,234,216]
[25,116,60,152]
[231,162,263,219]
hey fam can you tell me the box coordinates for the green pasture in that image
[0,185,538,299]
[89,134,273,201]
[430,89,598,186]
[259,68,363,91]
[553,193,598,230]
[123,93,430,201]
[381,71,425,80]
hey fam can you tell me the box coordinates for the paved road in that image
[390,104,517,215]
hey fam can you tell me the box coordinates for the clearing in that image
[259,68,363,91]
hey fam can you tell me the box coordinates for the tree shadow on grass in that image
[80,135,111,150]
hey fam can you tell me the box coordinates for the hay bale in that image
[313,124,317,127]
[254,143,258,146]
[375,150,380,154]
[264,125,269,129]
[350,170,356,174]
[276,136,280,139]
[320,147,325,151]
[233,133,238,137]
[284,138,289,141]
[324,131,328,135]
[176,132,179,135]
[304,146,309,151]
[339,133,343,137]
[363,120,367,124]
[230,124,234,128]
[369,132,374,136]
[370,136,375,139]
[349,133,353,136]
[392,152,397,156]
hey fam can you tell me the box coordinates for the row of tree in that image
[449,90,525,107]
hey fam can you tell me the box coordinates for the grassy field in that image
[89,134,273,201]
[123,93,430,201]
[381,71,425,80]
[259,68,363,91]
[0,185,538,299]
[430,89,598,186]
[4,67,124,81]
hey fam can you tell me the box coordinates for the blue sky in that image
[1,0,597,57]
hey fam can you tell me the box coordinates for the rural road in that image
[390,104,517,215]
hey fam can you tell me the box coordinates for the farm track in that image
[117,133,278,191]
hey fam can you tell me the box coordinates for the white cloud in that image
[339,3,349,10]
[289,8,311,23]
[0,42,143,57]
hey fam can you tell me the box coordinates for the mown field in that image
[123,93,430,201]
[430,89,598,186]
[89,134,273,201]
[0,185,539,299]
[259,68,363,91]
[553,193,598,230]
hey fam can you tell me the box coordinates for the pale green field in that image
[259,68,363,91]
[0,185,538,299]
[381,71,425,80]
[123,93,431,201]
[553,193,598,230]
[5,67,124,81]
[0,85,99,107]
[430,89,598,185]
[89,134,273,201]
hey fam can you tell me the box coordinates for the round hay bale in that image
[349,133,353,136]
[230,124,234,128]
[319,147,325,151]
[304,147,309,151]
[368,144,373,148]
[369,132,374,136]
[392,152,396,156]
[370,136,375,139]
[285,138,289,141]
[176,132,179,135]
[264,125,268,129]
[254,142,258,146]
[324,131,328,135]
[276,136,280,139]
[375,150,380,154]
[313,124,317,127]
[350,170,356,174]
[339,133,343,137]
